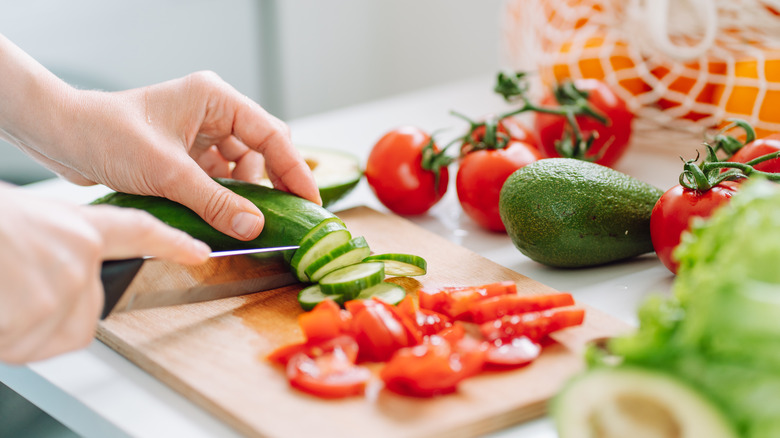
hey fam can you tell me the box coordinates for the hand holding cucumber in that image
[0,34,320,242]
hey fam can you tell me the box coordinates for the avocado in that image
[498,158,663,268]
[553,367,738,438]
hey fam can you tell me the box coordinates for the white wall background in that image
[0,0,505,184]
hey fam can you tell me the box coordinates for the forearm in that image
[0,34,76,156]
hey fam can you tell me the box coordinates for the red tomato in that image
[419,281,517,320]
[286,344,371,399]
[462,116,540,155]
[534,79,634,167]
[484,336,541,368]
[365,126,449,215]
[298,299,352,342]
[729,133,780,173]
[396,295,452,337]
[456,140,540,232]
[267,335,359,367]
[480,308,586,343]
[380,333,487,397]
[345,298,417,362]
[650,182,740,274]
[468,293,576,324]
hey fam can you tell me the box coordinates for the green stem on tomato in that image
[492,71,609,160]
[709,118,756,158]
[420,134,455,196]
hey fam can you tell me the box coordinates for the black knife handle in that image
[100,258,145,319]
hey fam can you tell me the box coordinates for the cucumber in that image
[355,282,406,305]
[91,178,338,251]
[305,236,371,282]
[297,284,343,311]
[553,367,737,438]
[289,221,352,282]
[319,262,385,299]
[362,253,427,277]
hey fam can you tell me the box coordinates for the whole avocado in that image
[499,158,663,268]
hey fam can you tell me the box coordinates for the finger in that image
[227,94,321,205]
[82,204,212,263]
[158,161,266,241]
[195,145,232,178]
[216,136,265,183]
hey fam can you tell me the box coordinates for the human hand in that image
[0,185,210,364]
[0,34,321,241]
[37,72,321,241]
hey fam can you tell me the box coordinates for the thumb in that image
[83,205,212,264]
[165,165,265,241]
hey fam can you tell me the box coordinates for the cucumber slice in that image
[362,253,427,277]
[297,284,343,311]
[289,222,351,282]
[355,282,407,305]
[553,367,737,438]
[319,261,385,300]
[305,236,371,282]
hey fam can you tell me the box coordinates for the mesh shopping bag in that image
[501,0,780,137]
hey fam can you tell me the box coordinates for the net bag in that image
[501,0,780,137]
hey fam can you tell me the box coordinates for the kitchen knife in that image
[100,246,300,319]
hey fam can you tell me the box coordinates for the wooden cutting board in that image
[97,206,630,438]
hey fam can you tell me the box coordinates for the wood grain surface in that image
[97,206,630,438]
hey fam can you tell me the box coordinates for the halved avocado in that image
[260,146,362,209]
[553,367,737,438]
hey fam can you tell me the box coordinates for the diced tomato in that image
[286,345,371,399]
[396,294,452,338]
[468,292,576,324]
[420,281,518,320]
[346,298,417,362]
[484,337,541,369]
[267,335,359,367]
[418,287,450,315]
[298,299,352,342]
[380,333,487,397]
[480,308,586,343]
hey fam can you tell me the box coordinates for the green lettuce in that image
[597,179,780,437]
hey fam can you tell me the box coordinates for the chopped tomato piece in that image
[480,308,585,343]
[468,292,576,324]
[380,333,487,397]
[419,281,518,320]
[396,294,452,338]
[484,337,541,368]
[298,299,352,342]
[287,345,371,399]
[267,335,359,367]
[347,298,417,362]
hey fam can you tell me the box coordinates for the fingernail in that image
[191,239,211,260]
[231,212,263,239]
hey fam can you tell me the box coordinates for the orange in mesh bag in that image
[502,0,780,135]
[715,50,780,138]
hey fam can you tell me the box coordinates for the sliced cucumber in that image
[305,236,371,282]
[319,262,385,300]
[289,222,351,282]
[297,284,343,311]
[553,367,737,438]
[355,282,407,305]
[362,253,427,277]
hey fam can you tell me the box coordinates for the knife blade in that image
[100,246,300,319]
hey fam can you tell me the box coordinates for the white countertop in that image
[0,75,689,438]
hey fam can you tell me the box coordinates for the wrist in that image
[0,34,79,157]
